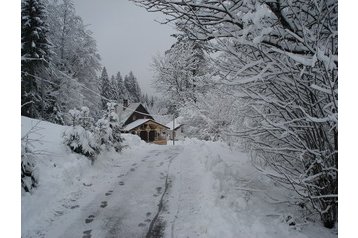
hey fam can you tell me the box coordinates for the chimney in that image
[123,99,129,111]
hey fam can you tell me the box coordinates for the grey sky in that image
[72,0,176,95]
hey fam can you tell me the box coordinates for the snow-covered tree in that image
[47,0,101,119]
[115,72,128,101]
[152,38,209,113]
[180,86,241,142]
[63,108,99,160]
[104,102,123,152]
[21,0,52,118]
[94,118,113,150]
[124,71,141,102]
[134,0,338,228]
[99,67,113,109]
[79,106,94,131]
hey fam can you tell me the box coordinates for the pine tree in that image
[21,0,51,118]
[124,71,141,102]
[115,72,127,102]
[110,75,120,101]
[99,67,111,109]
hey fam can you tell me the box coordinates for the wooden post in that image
[172,115,175,145]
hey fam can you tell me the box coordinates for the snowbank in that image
[21,117,146,237]
[166,138,337,238]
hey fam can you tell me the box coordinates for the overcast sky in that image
[72,0,176,95]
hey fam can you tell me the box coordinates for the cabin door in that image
[149,130,155,142]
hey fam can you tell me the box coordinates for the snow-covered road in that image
[46,146,183,238]
[22,117,337,238]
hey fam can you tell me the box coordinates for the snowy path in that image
[22,118,337,238]
[47,146,183,238]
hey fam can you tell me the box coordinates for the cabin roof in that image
[118,103,147,125]
[122,119,151,131]
[122,119,170,132]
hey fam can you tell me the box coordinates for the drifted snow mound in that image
[170,138,337,238]
[122,133,147,147]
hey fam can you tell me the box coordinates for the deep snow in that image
[21,117,337,237]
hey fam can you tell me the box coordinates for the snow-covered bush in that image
[21,136,39,193]
[95,102,123,152]
[79,106,94,130]
[67,108,81,126]
[106,102,123,152]
[94,118,113,150]
[63,108,99,160]
[64,104,123,159]
[63,125,99,159]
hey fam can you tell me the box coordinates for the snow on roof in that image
[165,117,184,130]
[122,119,151,131]
[122,119,170,132]
[118,103,141,125]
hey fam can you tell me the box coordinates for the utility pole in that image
[172,114,175,145]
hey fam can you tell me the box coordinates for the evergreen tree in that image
[63,108,99,160]
[99,67,111,109]
[124,71,141,102]
[21,0,52,118]
[110,75,120,101]
[115,72,127,102]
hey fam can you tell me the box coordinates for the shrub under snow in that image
[21,137,39,193]
[63,125,99,159]
[63,108,99,160]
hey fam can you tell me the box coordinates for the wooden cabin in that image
[122,119,169,145]
[116,100,169,145]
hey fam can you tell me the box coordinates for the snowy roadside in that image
[160,139,337,238]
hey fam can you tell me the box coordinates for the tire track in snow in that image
[145,152,180,238]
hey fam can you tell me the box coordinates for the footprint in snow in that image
[54,210,64,216]
[100,201,108,208]
[105,190,113,196]
[82,229,92,238]
[119,181,124,186]
[146,212,151,217]
[145,218,151,223]
[132,163,137,166]
[70,205,80,209]
[130,168,135,172]
[85,215,95,224]
[138,223,147,227]
[156,187,162,194]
